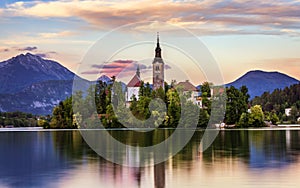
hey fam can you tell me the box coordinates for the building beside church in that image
[152,32,165,90]
[175,80,203,108]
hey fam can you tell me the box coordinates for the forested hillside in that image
[252,83,300,123]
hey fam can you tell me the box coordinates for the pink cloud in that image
[82,59,154,77]
[2,0,300,36]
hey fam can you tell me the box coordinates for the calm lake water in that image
[1,128,300,188]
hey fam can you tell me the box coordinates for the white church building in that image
[126,65,142,102]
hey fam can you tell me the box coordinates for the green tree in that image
[38,119,50,128]
[50,97,74,128]
[270,112,279,125]
[181,100,199,128]
[238,112,249,128]
[201,82,211,97]
[165,89,181,127]
[290,106,298,124]
[138,81,145,97]
[225,86,249,125]
[145,82,152,97]
[248,105,265,127]
[95,80,107,114]
[198,109,210,127]
[202,92,211,112]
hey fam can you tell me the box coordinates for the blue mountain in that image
[0,53,75,94]
[97,75,112,84]
[0,53,89,115]
[226,70,299,99]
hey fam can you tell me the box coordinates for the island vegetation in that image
[5,81,297,129]
[49,79,271,129]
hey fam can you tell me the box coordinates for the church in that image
[126,33,165,102]
[152,32,165,90]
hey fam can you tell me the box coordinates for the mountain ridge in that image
[0,53,76,94]
[226,70,299,99]
[0,53,90,115]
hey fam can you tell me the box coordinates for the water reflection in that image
[0,129,300,187]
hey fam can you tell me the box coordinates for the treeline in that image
[51,81,217,129]
[252,83,300,123]
[51,78,269,129]
[0,111,38,127]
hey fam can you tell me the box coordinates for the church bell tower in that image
[152,32,165,90]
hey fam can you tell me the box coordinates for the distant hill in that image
[0,53,89,115]
[226,70,299,99]
[0,53,75,94]
[97,75,112,84]
[0,80,73,115]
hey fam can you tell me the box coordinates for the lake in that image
[0,128,300,187]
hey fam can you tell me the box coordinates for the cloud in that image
[38,31,77,38]
[91,60,135,69]
[0,45,58,58]
[34,53,48,58]
[165,64,171,70]
[34,51,58,58]
[263,58,300,66]
[17,46,37,51]
[81,70,100,75]
[0,48,9,52]
[82,59,150,76]
[2,0,300,36]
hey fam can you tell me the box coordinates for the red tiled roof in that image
[175,80,197,91]
[127,75,141,87]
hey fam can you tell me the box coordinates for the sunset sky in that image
[1,0,300,85]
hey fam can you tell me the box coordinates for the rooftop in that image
[127,74,141,87]
[175,80,197,91]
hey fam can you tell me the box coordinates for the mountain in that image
[226,70,299,99]
[0,80,73,115]
[97,75,112,84]
[0,53,75,94]
[0,53,90,115]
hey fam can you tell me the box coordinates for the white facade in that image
[183,91,202,108]
[126,87,140,101]
[192,91,202,108]
[285,108,292,116]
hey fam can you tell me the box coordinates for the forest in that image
[252,83,300,124]
[0,111,39,127]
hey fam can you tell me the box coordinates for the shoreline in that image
[1,126,300,132]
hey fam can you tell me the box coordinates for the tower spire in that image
[155,32,161,58]
[157,32,160,47]
[136,64,140,78]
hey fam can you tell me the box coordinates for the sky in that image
[1,0,300,85]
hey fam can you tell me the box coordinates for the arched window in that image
[156,66,159,71]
